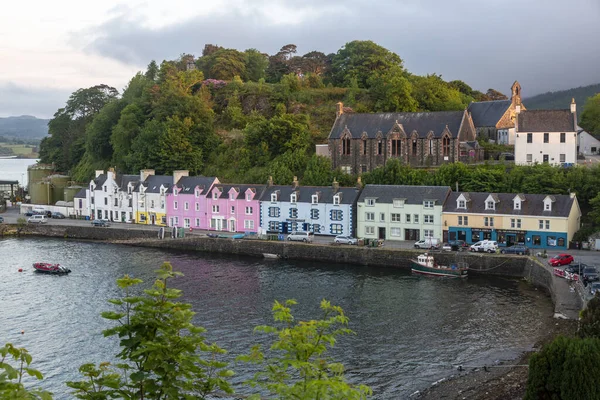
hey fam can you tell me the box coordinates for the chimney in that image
[332,178,339,193]
[95,170,104,178]
[267,176,273,186]
[140,169,155,182]
[515,97,521,114]
[173,170,189,184]
[336,102,344,118]
[571,98,577,128]
[356,176,363,189]
[292,176,299,189]
[108,167,116,180]
[570,192,576,199]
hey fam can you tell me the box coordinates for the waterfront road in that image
[1,206,599,265]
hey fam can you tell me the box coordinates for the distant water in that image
[0,158,38,185]
[0,238,554,399]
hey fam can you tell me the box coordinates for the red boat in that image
[33,262,71,274]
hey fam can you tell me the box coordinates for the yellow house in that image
[133,173,174,226]
[442,192,581,250]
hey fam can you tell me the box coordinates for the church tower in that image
[511,81,522,105]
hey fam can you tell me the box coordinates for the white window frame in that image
[212,205,219,213]
[423,200,434,209]
[231,206,235,215]
[184,202,189,210]
[333,195,340,205]
[391,213,401,222]
[366,198,375,206]
[393,199,404,208]
[365,212,375,221]
[406,214,411,223]
[424,230,434,238]
[271,193,277,202]
[365,226,375,235]
[312,195,318,204]
[424,215,434,224]
[486,201,495,210]
[290,194,297,203]
[414,214,419,224]
[245,206,253,215]
[390,227,401,237]
[458,200,466,209]
[195,202,200,211]
[244,220,255,229]
[213,191,218,200]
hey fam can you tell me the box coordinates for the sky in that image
[1,0,599,118]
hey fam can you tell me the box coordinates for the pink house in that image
[166,176,219,229]
[205,184,265,232]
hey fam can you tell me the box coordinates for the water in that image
[0,238,553,399]
[0,158,38,185]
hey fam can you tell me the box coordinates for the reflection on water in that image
[0,237,552,399]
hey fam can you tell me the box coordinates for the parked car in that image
[590,282,600,296]
[500,245,530,255]
[334,235,357,245]
[497,152,515,161]
[441,242,452,251]
[470,240,498,253]
[51,212,66,219]
[548,254,574,267]
[91,219,110,227]
[27,215,47,224]
[564,264,588,275]
[287,231,313,243]
[448,240,468,251]
[414,238,440,249]
[0,216,4,223]
[582,266,599,285]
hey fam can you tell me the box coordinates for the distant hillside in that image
[0,115,49,140]
[525,83,600,116]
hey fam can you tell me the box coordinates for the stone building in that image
[467,81,525,144]
[327,104,482,174]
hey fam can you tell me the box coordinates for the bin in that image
[178,227,185,238]
[278,234,285,241]
[85,216,90,220]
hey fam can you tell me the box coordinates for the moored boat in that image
[33,262,71,274]
[410,254,468,278]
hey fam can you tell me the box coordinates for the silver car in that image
[334,235,357,245]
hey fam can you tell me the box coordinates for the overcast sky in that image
[1,0,599,118]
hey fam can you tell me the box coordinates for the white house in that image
[73,188,89,218]
[356,185,451,241]
[514,99,578,166]
[87,169,140,222]
[577,126,600,156]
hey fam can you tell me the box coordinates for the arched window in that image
[443,137,450,156]
[342,138,351,155]
[429,139,433,155]
[412,139,417,156]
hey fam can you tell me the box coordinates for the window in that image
[533,235,541,245]
[140,214,147,222]
[366,198,375,206]
[391,213,401,222]
[330,224,343,234]
[311,209,319,219]
[412,139,417,156]
[490,217,494,227]
[546,220,550,230]
[511,218,522,228]
[543,154,549,163]
[313,224,321,233]
[458,200,466,209]
[91,196,95,205]
[271,193,277,202]
[195,202,200,211]
[539,220,544,229]
[184,218,190,228]
[160,201,164,209]
[545,202,550,211]
[406,214,411,223]
[414,214,419,223]
[429,139,433,155]
[458,216,469,226]
[484,217,494,227]
[289,208,298,218]
[245,206,253,215]
[342,137,351,155]
[560,132,565,143]
[246,193,252,201]
[213,192,218,200]
[424,200,434,208]
[362,139,367,155]
[543,133,549,143]
[365,226,375,235]
[174,217,179,225]
[527,133,532,143]
[312,195,318,204]
[195,189,200,197]
[104,186,107,192]
[331,210,342,221]
[290,194,297,203]
[268,207,280,217]
[514,201,521,210]
[442,136,450,156]
[212,205,219,213]
[560,154,565,163]
[114,198,118,206]
[486,201,495,210]
[184,202,189,210]
[268,221,278,231]
[424,230,434,238]
[393,199,404,208]
[547,236,557,247]
[380,213,385,222]
[391,227,401,237]
[174,201,178,210]
[424,215,434,224]
[361,165,367,173]
[391,139,401,156]
[526,154,532,163]
[333,195,340,205]
[365,212,375,221]
[377,140,382,155]
[244,220,255,229]
[231,206,235,214]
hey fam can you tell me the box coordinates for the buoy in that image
[18,268,23,272]
[21,330,24,335]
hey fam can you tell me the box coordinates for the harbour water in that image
[0,158,38,186]
[0,237,553,399]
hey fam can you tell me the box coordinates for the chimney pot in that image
[336,102,344,118]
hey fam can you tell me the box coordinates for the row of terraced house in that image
[72,168,581,250]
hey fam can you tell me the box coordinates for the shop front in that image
[448,227,568,249]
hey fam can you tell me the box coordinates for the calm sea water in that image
[0,158,38,185]
[0,238,553,399]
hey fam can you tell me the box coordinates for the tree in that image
[266,45,298,83]
[331,40,404,88]
[580,296,600,338]
[0,343,52,399]
[588,192,600,226]
[67,262,233,399]
[244,114,311,163]
[410,74,469,111]
[244,49,268,82]
[367,67,418,112]
[238,299,372,400]
[111,103,145,171]
[580,94,600,136]
[209,49,248,80]
[303,155,334,186]
[145,60,159,81]
[301,51,328,75]
[485,88,508,101]
[448,80,474,97]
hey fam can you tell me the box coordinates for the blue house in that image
[259,177,362,236]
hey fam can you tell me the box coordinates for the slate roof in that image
[517,110,576,132]
[467,100,511,128]
[117,175,140,191]
[259,185,362,205]
[93,175,107,191]
[139,175,173,193]
[74,188,87,199]
[328,111,465,139]
[167,176,217,194]
[211,184,266,200]
[444,192,575,218]
[357,185,451,205]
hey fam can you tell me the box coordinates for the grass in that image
[0,143,37,156]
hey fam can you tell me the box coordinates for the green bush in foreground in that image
[0,343,52,399]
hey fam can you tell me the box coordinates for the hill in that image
[0,115,49,140]
[524,83,600,116]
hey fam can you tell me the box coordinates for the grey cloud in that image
[0,83,72,119]
[77,0,599,96]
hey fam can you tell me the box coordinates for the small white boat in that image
[263,253,280,259]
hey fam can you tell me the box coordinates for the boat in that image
[33,262,71,274]
[410,254,468,278]
[263,253,280,259]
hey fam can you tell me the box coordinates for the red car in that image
[548,254,574,267]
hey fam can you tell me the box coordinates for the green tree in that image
[367,67,418,112]
[410,74,469,111]
[303,155,334,186]
[580,93,600,136]
[238,299,372,400]
[580,296,600,338]
[111,104,146,171]
[156,117,204,174]
[145,60,159,81]
[588,192,600,226]
[0,343,52,399]
[67,262,233,399]
[245,114,311,163]
[244,49,269,82]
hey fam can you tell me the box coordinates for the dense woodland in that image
[525,83,600,117]
[38,40,600,230]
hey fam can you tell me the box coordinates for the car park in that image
[334,235,357,245]
[414,238,440,249]
[564,264,587,275]
[582,266,599,285]
[470,240,498,253]
[500,245,530,255]
[51,212,66,219]
[287,231,313,243]
[27,215,47,224]
[448,240,468,251]
[91,219,110,227]
[548,254,574,267]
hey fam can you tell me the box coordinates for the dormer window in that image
[104,186,107,192]
[174,188,178,197]
[486,201,495,210]
[195,189,200,197]
[543,196,555,211]
[271,193,277,202]
[545,203,551,211]
[213,191,218,200]
[333,195,340,206]
[423,200,434,209]
[230,193,235,201]
[514,201,521,210]
[312,195,318,204]
[366,198,375,206]
[246,193,251,201]
[393,199,404,208]
[290,194,297,203]
[458,200,466,209]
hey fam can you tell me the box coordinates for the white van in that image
[27,215,47,224]
[287,231,313,243]
[414,238,440,249]
[470,240,498,253]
